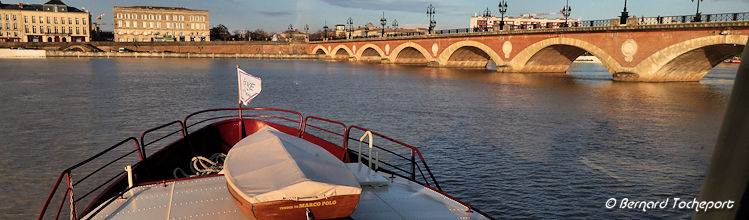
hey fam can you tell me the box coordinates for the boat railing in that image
[183,108,304,136]
[139,120,186,158]
[38,137,142,220]
[344,125,442,191]
[302,116,349,159]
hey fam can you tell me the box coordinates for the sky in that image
[32,0,749,32]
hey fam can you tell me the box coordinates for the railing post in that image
[410,149,415,181]
[734,13,738,21]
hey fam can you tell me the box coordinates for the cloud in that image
[255,10,302,16]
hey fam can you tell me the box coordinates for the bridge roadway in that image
[310,22,749,82]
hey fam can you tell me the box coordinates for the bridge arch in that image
[437,40,504,69]
[331,45,354,60]
[508,37,622,74]
[312,45,329,56]
[389,42,435,65]
[631,35,747,82]
[355,44,386,62]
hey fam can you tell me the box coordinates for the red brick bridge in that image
[309,22,749,82]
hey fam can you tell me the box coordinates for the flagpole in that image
[236,65,245,139]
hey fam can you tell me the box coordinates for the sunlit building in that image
[0,0,90,42]
[470,14,582,30]
[113,6,209,42]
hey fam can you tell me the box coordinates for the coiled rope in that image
[172,153,226,178]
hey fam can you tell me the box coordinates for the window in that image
[125,21,129,27]
[141,14,145,20]
[24,16,27,23]
[32,26,36,33]
[83,28,86,34]
[54,26,58,33]
[125,14,129,19]
[47,17,50,23]
[13,15,16,20]
[5,14,8,20]
[156,22,160,28]
[39,16,43,23]
[149,22,153,28]
[76,27,79,34]
[166,23,171,28]
[166,15,169,21]
[24,25,28,33]
[117,20,122,27]
[83,19,86,25]
[61,17,65,24]
[61,26,64,33]
[68,27,72,34]
[54,17,57,24]
[172,15,177,21]
[32,16,36,23]
[47,26,50,33]
[133,21,137,28]
[68,18,72,24]
[150,15,154,20]
[39,26,43,33]
[142,21,145,28]
[117,13,121,19]
[76,18,79,25]
[13,23,17,30]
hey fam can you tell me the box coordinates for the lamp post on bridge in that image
[692,0,703,22]
[346,17,353,39]
[323,20,329,41]
[483,8,491,32]
[304,24,309,42]
[392,19,398,30]
[498,0,508,31]
[620,0,629,25]
[427,4,436,34]
[380,12,387,38]
[562,0,572,27]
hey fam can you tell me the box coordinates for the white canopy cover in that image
[224,126,361,204]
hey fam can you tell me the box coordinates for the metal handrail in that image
[345,125,441,191]
[139,120,186,158]
[38,137,141,220]
[302,116,348,159]
[183,108,304,137]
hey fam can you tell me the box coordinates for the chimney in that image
[18,3,23,8]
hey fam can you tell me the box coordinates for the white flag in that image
[237,67,261,106]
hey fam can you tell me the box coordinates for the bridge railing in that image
[582,12,749,27]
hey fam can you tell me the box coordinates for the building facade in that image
[113,6,209,42]
[0,0,90,42]
[470,14,582,30]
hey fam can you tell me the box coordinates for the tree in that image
[210,24,231,41]
[250,29,269,41]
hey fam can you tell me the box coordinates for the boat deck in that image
[84,164,488,220]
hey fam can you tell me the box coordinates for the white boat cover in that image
[224,126,362,204]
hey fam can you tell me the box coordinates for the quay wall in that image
[0,48,46,58]
[0,41,310,55]
[45,51,322,59]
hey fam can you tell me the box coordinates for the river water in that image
[0,57,738,218]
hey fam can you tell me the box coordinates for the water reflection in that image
[0,58,737,219]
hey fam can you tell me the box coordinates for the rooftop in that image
[0,0,85,12]
[114,6,208,12]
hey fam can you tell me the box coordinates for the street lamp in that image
[346,17,353,39]
[380,12,387,37]
[562,0,572,27]
[692,0,703,22]
[498,0,508,31]
[323,20,329,41]
[304,24,309,40]
[392,19,398,29]
[427,4,436,34]
[620,0,629,25]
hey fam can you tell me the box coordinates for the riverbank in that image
[0,48,46,58]
[45,50,321,59]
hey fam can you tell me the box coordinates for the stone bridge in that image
[309,22,749,82]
